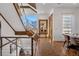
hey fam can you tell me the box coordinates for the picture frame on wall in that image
[39,20,48,34]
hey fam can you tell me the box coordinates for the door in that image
[39,20,48,37]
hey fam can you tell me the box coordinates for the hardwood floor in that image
[35,38,79,56]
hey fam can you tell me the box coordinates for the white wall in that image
[38,14,48,19]
[53,8,79,41]
[0,16,15,36]
[74,8,79,33]
[0,3,25,31]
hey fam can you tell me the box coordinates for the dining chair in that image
[63,35,71,47]
[63,34,79,55]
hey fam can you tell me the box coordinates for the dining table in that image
[63,34,79,45]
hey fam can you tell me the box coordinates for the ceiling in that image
[18,3,79,19]
[36,3,79,16]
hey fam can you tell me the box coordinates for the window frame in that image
[62,14,74,34]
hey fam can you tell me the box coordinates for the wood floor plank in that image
[35,38,78,56]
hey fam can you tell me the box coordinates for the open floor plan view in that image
[0,3,79,56]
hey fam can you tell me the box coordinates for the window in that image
[62,15,73,34]
[21,15,38,30]
[26,15,38,29]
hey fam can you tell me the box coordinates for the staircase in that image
[14,3,37,36]
[0,3,39,56]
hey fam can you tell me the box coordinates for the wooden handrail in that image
[15,31,34,36]
[1,36,32,38]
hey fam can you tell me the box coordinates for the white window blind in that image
[63,15,73,34]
